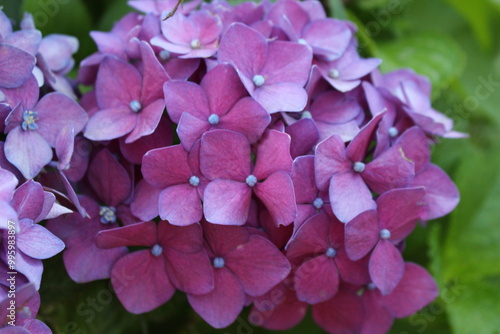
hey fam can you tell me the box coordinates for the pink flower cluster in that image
[0,0,463,333]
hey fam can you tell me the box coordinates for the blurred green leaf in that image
[22,0,94,63]
[327,0,347,20]
[374,32,466,98]
[443,0,493,49]
[97,0,133,31]
[1,0,23,23]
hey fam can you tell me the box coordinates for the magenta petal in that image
[219,97,271,144]
[254,130,293,179]
[312,289,364,334]
[95,56,141,108]
[291,155,318,203]
[369,240,405,296]
[139,41,170,103]
[410,164,460,220]
[164,80,209,123]
[203,179,252,225]
[382,262,438,318]
[346,112,384,162]
[130,179,161,221]
[5,127,52,179]
[177,111,211,150]
[361,289,394,334]
[96,221,157,249]
[201,64,247,114]
[142,145,191,188]
[254,171,297,226]
[329,171,376,223]
[200,130,251,181]
[111,250,175,314]
[125,99,165,143]
[22,319,52,334]
[218,23,268,79]
[225,234,290,296]
[286,213,330,260]
[377,187,425,241]
[314,134,351,191]
[253,83,308,113]
[17,222,65,259]
[188,268,246,329]
[345,210,379,261]
[294,255,339,304]
[287,118,320,158]
[164,247,214,295]
[363,144,415,194]
[84,107,136,141]
[88,149,132,207]
[159,184,202,226]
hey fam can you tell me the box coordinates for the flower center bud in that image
[246,174,258,187]
[252,75,265,87]
[208,114,220,125]
[130,100,142,113]
[353,161,365,173]
[22,110,38,131]
[297,38,307,45]
[99,206,117,224]
[189,175,200,187]
[380,229,391,239]
[159,50,171,61]
[190,39,201,49]
[151,244,163,257]
[325,247,337,258]
[301,110,312,119]
[328,68,340,79]
[388,127,399,138]
[213,257,225,268]
[313,197,324,210]
[367,283,377,290]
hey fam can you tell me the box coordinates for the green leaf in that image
[443,0,493,49]
[97,0,133,31]
[374,32,466,98]
[22,0,94,63]
[435,142,500,334]
[1,0,23,23]
[327,0,348,20]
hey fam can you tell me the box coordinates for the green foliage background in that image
[2,0,499,333]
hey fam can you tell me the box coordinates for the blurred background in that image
[1,0,499,333]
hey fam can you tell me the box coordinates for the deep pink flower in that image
[96,221,214,313]
[187,223,290,328]
[141,143,207,226]
[361,263,439,334]
[84,42,169,143]
[218,23,313,113]
[286,213,369,304]
[164,63,271,150]
[200,129,296,226]
[344,187,426,295]
[315,113,415,222]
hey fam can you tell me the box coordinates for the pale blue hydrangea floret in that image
[208,114,220,125]
[353,161,366,173]
[246,174,258,187]
[130,100,142,113]
[213,257,225,268]
[151,244,163,257]
[313,197,324,210]
[388,127,399,137]
[252,74,265,87]
[99,206,117,224]
[380,228,391,239]
[325,247,337,258]
[189,175,200,187]
[22,110,39,131]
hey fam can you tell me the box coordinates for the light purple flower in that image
[218,23,313,113]
[151,10,222,58]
